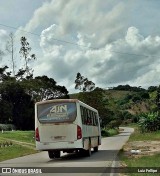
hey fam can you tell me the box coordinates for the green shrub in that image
[138,112,160,132]
[123,111,134,120]
[132,94,141,102]
[0,124,7,131]
[101,128,119,137]
[107,119,122,129]
[117,94,132,106]
[107,128,119,136]
[123,119,132,125]
[133,115,139,123]
[0,124,16,131]
[101,129,110,137]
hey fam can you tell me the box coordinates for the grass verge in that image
[119,151,160,176]
[0,143,37,162]
[0,130,37,162]
[0,130,35,144]
[119,150,160,167]
[118,125,160,176]
[128,127,160,142]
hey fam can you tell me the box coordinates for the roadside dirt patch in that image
[123,141,160,158]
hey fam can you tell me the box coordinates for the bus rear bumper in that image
[36,140,83,151]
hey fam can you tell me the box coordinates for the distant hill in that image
[103,90,131,100]
[70,89,153,117]
[70,90,131,100]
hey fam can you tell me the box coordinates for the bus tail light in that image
[36,127,40,141]
[77,125,82,139]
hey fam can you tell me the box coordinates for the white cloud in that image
[0,29,7,48]
[33,25,160,92]
[125,27,144,47]
[0,29,7,37]
[24,0,132,45]
[0,29,8,62]
[14,0,160,92]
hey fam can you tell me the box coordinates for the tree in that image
[77,88,113,127]
[148,86,158,92]
[112,85,145,92]
[15,68,27,81]
[34,75,69,101]
[0,81,34,130]
[0,63,69,129]
[19,36,36,77]
[6,33,16,77]
[0,66,12,82]
[0,100,12,124]
[20,75,69,101]
[75,72,95,92]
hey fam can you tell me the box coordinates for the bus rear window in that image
[37,102,77,123]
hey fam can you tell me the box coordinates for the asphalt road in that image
[0,127,134,176]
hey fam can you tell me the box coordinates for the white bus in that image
[35,99,101,158]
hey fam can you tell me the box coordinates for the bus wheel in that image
[94,146,98,152]
[54,151,60,158]
[48,151,55,159]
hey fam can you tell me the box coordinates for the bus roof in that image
[35,99,98,113]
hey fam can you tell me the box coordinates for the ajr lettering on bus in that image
[51,105,67,114]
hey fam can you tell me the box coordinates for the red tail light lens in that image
[77,125,82,139]
[35,127,40,141]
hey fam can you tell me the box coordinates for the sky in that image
[0,0,160,93]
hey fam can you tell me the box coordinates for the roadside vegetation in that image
[128,126,160,142]
[0,130,35,144]
[119,122,160,176]
[0,130,37,162]
[0,143,37,162]
[101,128,119,137]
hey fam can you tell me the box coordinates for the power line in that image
[0,23,39,36]
[0,23,159,59]
[0,23,88,47]
[111,50,149,58]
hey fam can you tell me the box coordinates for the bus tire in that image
[48,151,55,159]
[94,146,98,152]
[54,151,60,158]
[86,142,91,157]
[79,149,85,156]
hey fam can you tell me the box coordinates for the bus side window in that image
[90,111,94,125]
[91,111,94,126]
[83,107,85,124]
[95,113,98,126]
[84,108,87,125]
[89,110,92,125]
[90,110,93,126]
[93,112,96,126]
[80,106,85,124]
[86,109,89,125]
[86,109,91,125]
